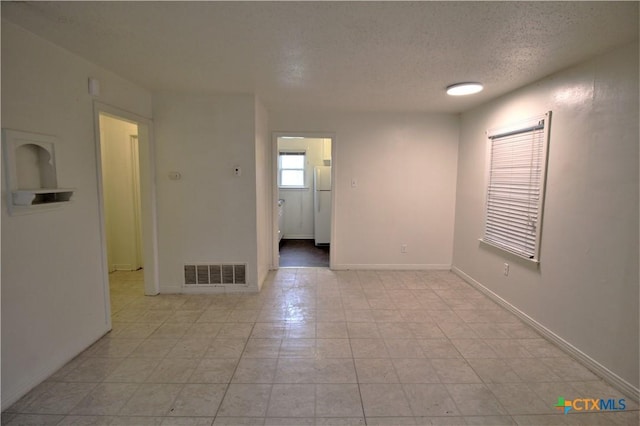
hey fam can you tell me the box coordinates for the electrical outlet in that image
[504,263,509,276]
[401,244,407,253]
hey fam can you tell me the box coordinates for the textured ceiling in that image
[2,1,638,113]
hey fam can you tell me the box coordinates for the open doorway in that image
[98,113,145,311]
[94,103,159,328]
[275,135,333,267]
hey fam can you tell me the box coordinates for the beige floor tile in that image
[314,417,366,425]
[350,339,389,358]
[315,384,364,417]
[354,358,399,383]
[4,414,65,425]
[417,339,462,359]
[231,358,277,383]
[6,269,630,426]
[465,358,522,384]
[450,339,498,358]
[24,382,97,414]
[104,358,161,383]
[168,383,226,417]
[147,358,199,383]
[384,339,426,358]
[317,322,349,338]
[130,339,179,358]
[119,383,183,416]
[360,383,412,417]
[62,358,125,383]
[250,322,287,339]
[70,383,139,415]
[243,339,282,358]
[403,384,459,417]
[217,384,272,417]
[392,358,440,383]
[274,358,315,383]
[161,417,215,425]
[205,339,247,359]
[314,358,357,383]
[285,322,316,338]
[184,323,224,338]
[505,358,563,382]
[151,323,192,339]
[316,339,352,358]
[279,339,316,358]
[266,384,315,417]
[377,323,415,339]
[445,383,508,416]
[464,415,516,425]
[346,323,380,338]
[189,358,238,383]
[430,359,482,383]
[213,417,265,425]
[487,383,552,415]
[365,417,417,425]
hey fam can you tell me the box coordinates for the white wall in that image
[1,20,152,408]
[278,137,326,239]
[452,42,639,392]
[254,97,271,289]
[153,92,260,292]
[270,111,459,269]
[99,114,141,272]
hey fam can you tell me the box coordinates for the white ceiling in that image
[2,1,638,113]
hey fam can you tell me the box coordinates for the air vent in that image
[184,264,247,285]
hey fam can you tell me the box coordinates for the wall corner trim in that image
[451,265,640,403]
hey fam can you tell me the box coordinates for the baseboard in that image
[1,327,109,411]
[282,235,314,239]
[332,263,451,270]
[452,266,640,403]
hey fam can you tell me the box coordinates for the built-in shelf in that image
[12,188,75,206]
[2,129,76,215]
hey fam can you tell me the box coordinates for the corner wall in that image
[152,92,260,292]
[255,97,271,289]
[452,42,639,392]
[269,111,459,269]
[1,20,152,408]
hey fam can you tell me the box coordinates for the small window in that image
[279,151,306,188]
[481,112,551,262]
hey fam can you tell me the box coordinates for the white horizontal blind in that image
[483,114,550,260]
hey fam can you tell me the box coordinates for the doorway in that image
[99,114,143,274]
[274,134,333,268]
[94,103,159,327]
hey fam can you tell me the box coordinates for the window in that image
[279,150,306,188]
[482,112,551,262]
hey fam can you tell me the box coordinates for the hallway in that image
[3,269,636,425]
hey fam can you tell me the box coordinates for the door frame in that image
[271,132,336,269]
[94,102,160,326]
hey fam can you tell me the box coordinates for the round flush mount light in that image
[446,82,484,96]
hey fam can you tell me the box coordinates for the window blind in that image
[483,113,550,261]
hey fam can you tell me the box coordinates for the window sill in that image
[478,238,540,265]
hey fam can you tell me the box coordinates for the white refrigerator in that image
[314,166,332,245]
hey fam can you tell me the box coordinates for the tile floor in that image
[3,269,638,425]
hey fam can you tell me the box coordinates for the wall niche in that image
[2,129,74,215]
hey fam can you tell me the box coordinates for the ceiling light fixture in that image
[446,82,484,96]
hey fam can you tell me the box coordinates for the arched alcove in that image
[15,143,57,189]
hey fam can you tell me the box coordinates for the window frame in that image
[480,111,552,263]
[278,150,307,189]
